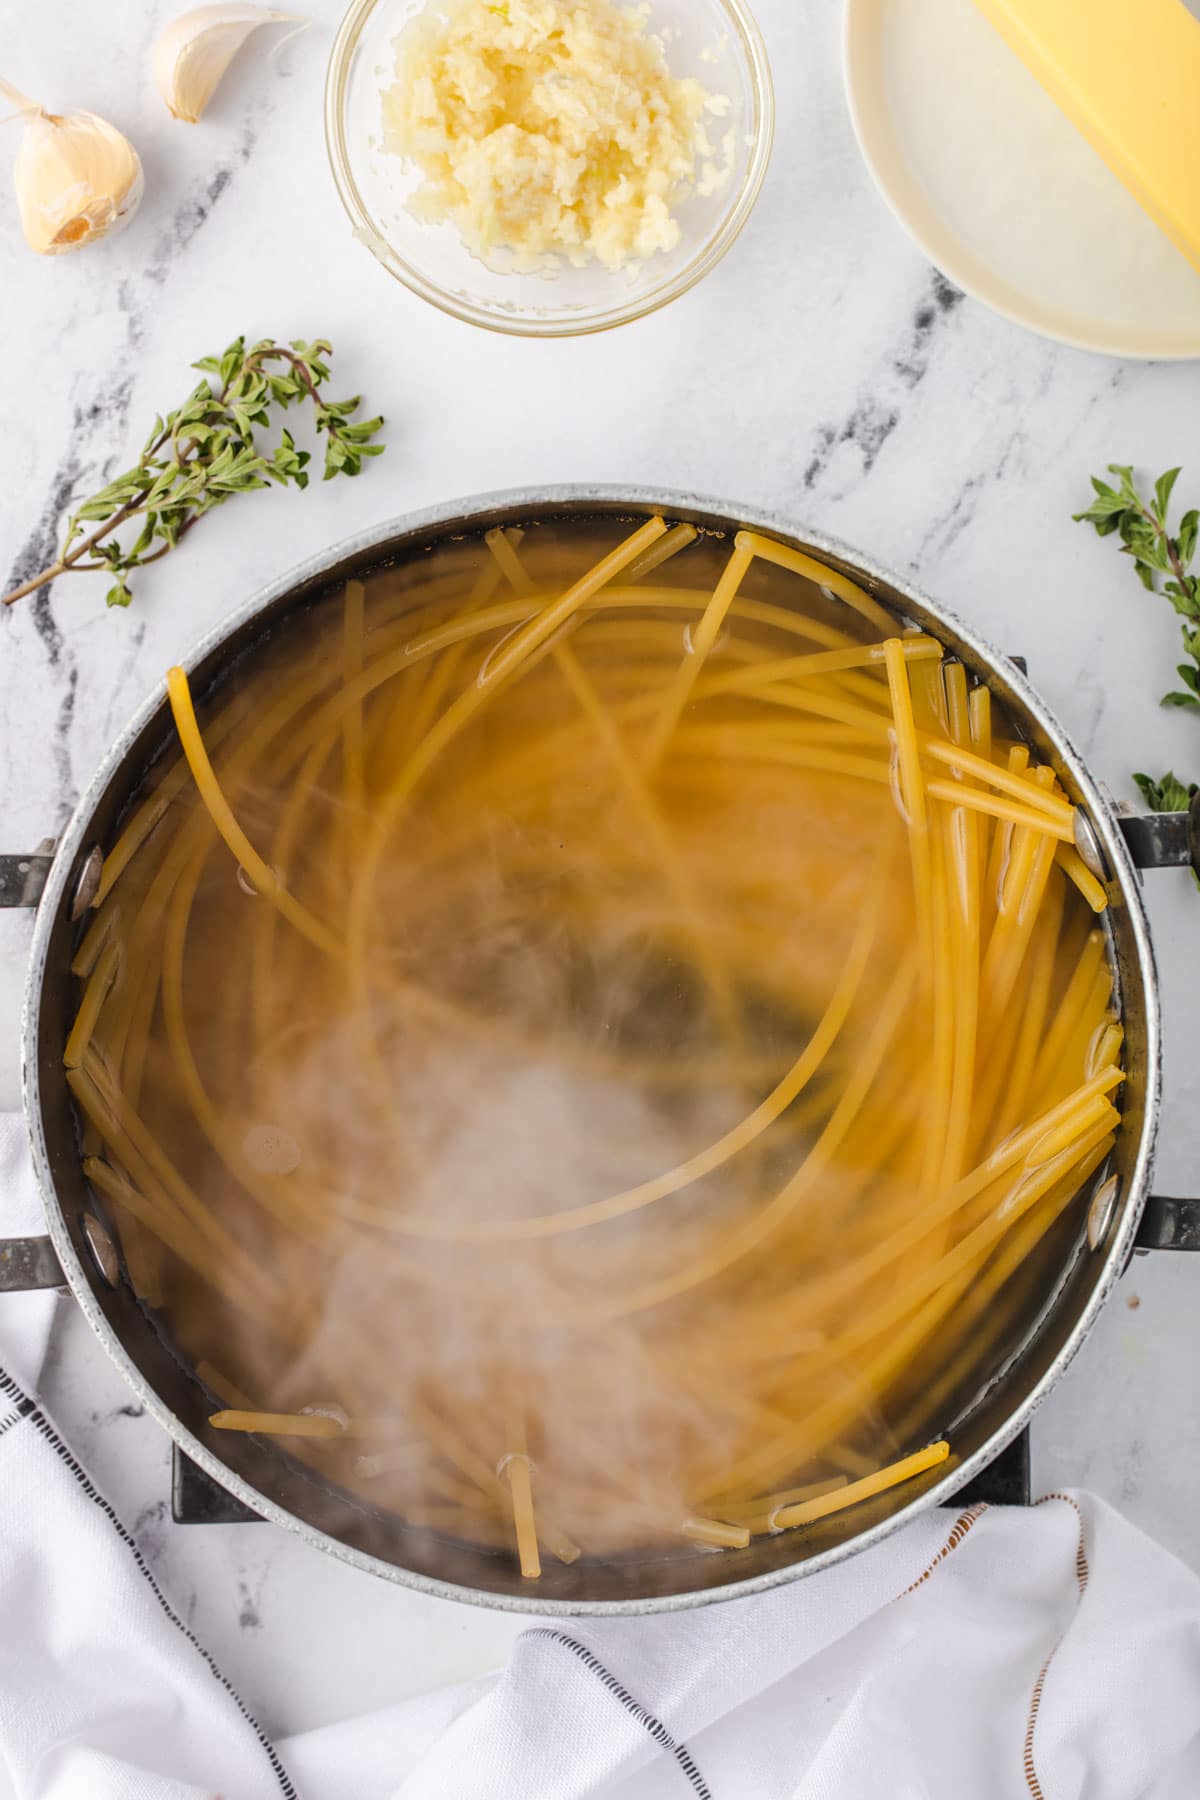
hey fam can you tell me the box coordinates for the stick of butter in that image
[971,0,1200,276]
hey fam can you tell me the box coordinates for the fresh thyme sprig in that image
[1074,463,1198,817]
[2,336,385,610]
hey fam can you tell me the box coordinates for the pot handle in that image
[0,852,54,909]
[1117,805,1200,1252]
[1,845,55,1284]
[0,1236,64,1291]
[1,851,62,1288]
[1117,796,1200,880]
[1135,1198,1200,1252]
[2,840,91,1292]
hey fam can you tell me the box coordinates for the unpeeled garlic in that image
[0,79,143,255]
[153,5,298,125]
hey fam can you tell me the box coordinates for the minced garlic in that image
[382,0,731,272]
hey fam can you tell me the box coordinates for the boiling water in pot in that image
[64,514,1121,1575]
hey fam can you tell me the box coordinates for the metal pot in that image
[3,487,1198,1616]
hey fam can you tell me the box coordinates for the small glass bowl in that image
[324,0,775,337]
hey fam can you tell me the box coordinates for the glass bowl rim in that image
[323,0,776,338]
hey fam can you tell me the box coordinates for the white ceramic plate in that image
[843,0,1200,360]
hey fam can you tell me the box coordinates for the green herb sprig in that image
[2,336,385,610]
[1074,463,1198,816]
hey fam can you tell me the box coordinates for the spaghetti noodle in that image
[66,517,1122,1577]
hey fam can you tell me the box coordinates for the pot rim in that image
[21,485,1161,1615]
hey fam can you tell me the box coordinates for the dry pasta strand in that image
[682,1516,751,1550]
[644,539,754,768]
[1056,843,1108,913]
[211,1410,345,1438]
[759,1441,951,1534]
[735,531,896,634]
[166,666,340,957]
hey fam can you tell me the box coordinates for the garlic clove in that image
[153,5,300,125]
[1,79,143,256]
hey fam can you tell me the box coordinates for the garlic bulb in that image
[0,79,143,256]
[153,5,298,125]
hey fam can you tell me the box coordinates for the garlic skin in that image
[153,5,298,125]
[1,82,143,256]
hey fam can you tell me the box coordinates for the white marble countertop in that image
[1,0,1198,1744]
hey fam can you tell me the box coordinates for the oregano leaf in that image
[1077,464,1199,817]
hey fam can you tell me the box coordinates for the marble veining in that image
[802,269,967,489]
[1,0,1198,1743]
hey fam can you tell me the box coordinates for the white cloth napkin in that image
[3,1115,1200,1800]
